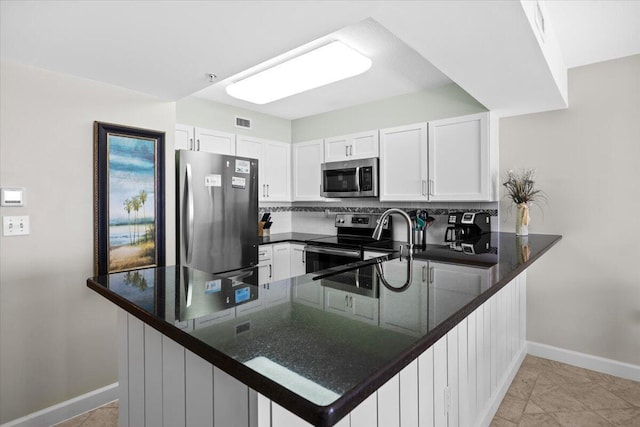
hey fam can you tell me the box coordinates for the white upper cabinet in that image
[194,127,236,155]
[236,135,291,202]
[324,130,379,162]
[292,139,324,201]
[380,112,496,202]
[379,122,429,201]
[428,112,493,201]
[175,124,235,155]
[175,124,195,150]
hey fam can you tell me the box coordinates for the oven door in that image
[304,245,361,274]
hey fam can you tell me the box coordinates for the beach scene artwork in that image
[108,134,157,272]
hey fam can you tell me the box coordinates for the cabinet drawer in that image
[258,245,273,262]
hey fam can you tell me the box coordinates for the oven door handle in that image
[304,246,361,258]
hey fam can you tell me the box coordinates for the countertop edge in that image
[87,232,562,426]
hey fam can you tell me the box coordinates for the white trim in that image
[527,341,640,382]
[0,383,118,427]
[478,343,527,427]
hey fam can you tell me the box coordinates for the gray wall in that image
[499,54,640,365]
[0,60,177,423]
[291,83,487,142]
[176,96,292,142]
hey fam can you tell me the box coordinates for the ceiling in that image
[1,1,639,120]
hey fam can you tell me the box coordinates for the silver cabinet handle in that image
[349,145,353,156]
[266,184,269,197]
[189,138,194,150]
[345,145,349,157]
[422,180,427,196]
[430,267,434,284]
[422,265,427,282]
[345,295,349,306]
[429,179,435,196]
[269,264,272,279]
[197,139,201,151]
[349,296,353,307]
[184,163,194,264]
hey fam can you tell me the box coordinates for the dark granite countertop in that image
[87,232,561,426]
[258,232,333,245]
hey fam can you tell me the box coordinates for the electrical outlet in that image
[3,215,30,236]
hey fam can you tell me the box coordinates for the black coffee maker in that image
[444,212,491,243]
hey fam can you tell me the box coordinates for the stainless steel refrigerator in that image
[176,150,259,273]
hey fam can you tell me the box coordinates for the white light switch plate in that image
[3,215,30,236]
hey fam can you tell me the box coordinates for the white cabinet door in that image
[290,243,306,277]
[257,245,273,286]
[324,130,378,162]
[271,243,291,282]
[379,123,428,201]
[237,136,291,202]
[351,294,379,325]
[324,135,350,162]
[428,112,490,201]
[194,127,235,155]
[175,124,194,151]
[429,261,490,327]
[324,288,350,316]
[263,141,291,201]
[292,281,324,309]
[263,281,290,307]
[379,259,429,336]
[235,136,262,160]
[292,140,323,201]
[324,288,379,325]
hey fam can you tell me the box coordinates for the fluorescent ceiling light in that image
[226,41,372,104]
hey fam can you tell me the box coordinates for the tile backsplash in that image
[259,201,500,243]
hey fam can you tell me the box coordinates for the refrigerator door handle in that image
[185,163,195,264]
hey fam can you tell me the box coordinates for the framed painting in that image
[94,122,165,276]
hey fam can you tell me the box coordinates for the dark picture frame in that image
[94,121,165,276]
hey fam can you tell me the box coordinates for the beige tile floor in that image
[54,355,640,427]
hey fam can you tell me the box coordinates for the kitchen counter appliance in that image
[176,150,259,274]
[444,212,495,254]
[304,213,392,295]
[320,158,379,198]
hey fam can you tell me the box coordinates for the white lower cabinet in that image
[290,243,306,277]
[272,243,291,282]
[257,245,273,286]
[292,279,324,309]
[259,242,305,285]
[324,288,379,325]
[117,270,527,427]
[379,258,430,336]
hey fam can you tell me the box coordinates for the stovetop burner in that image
[306,213,393,250]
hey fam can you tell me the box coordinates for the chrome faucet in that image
[373,208,414,251]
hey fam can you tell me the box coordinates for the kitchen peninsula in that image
[87,233,560,427]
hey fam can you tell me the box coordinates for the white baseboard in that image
[478,343,528,427]
[0,383,118,427]
[527,341,640,382]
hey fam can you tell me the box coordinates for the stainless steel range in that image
[304,213,392,295]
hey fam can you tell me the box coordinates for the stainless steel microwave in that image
[321,158,379,198]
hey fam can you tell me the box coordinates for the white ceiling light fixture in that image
[226,41,372,104]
